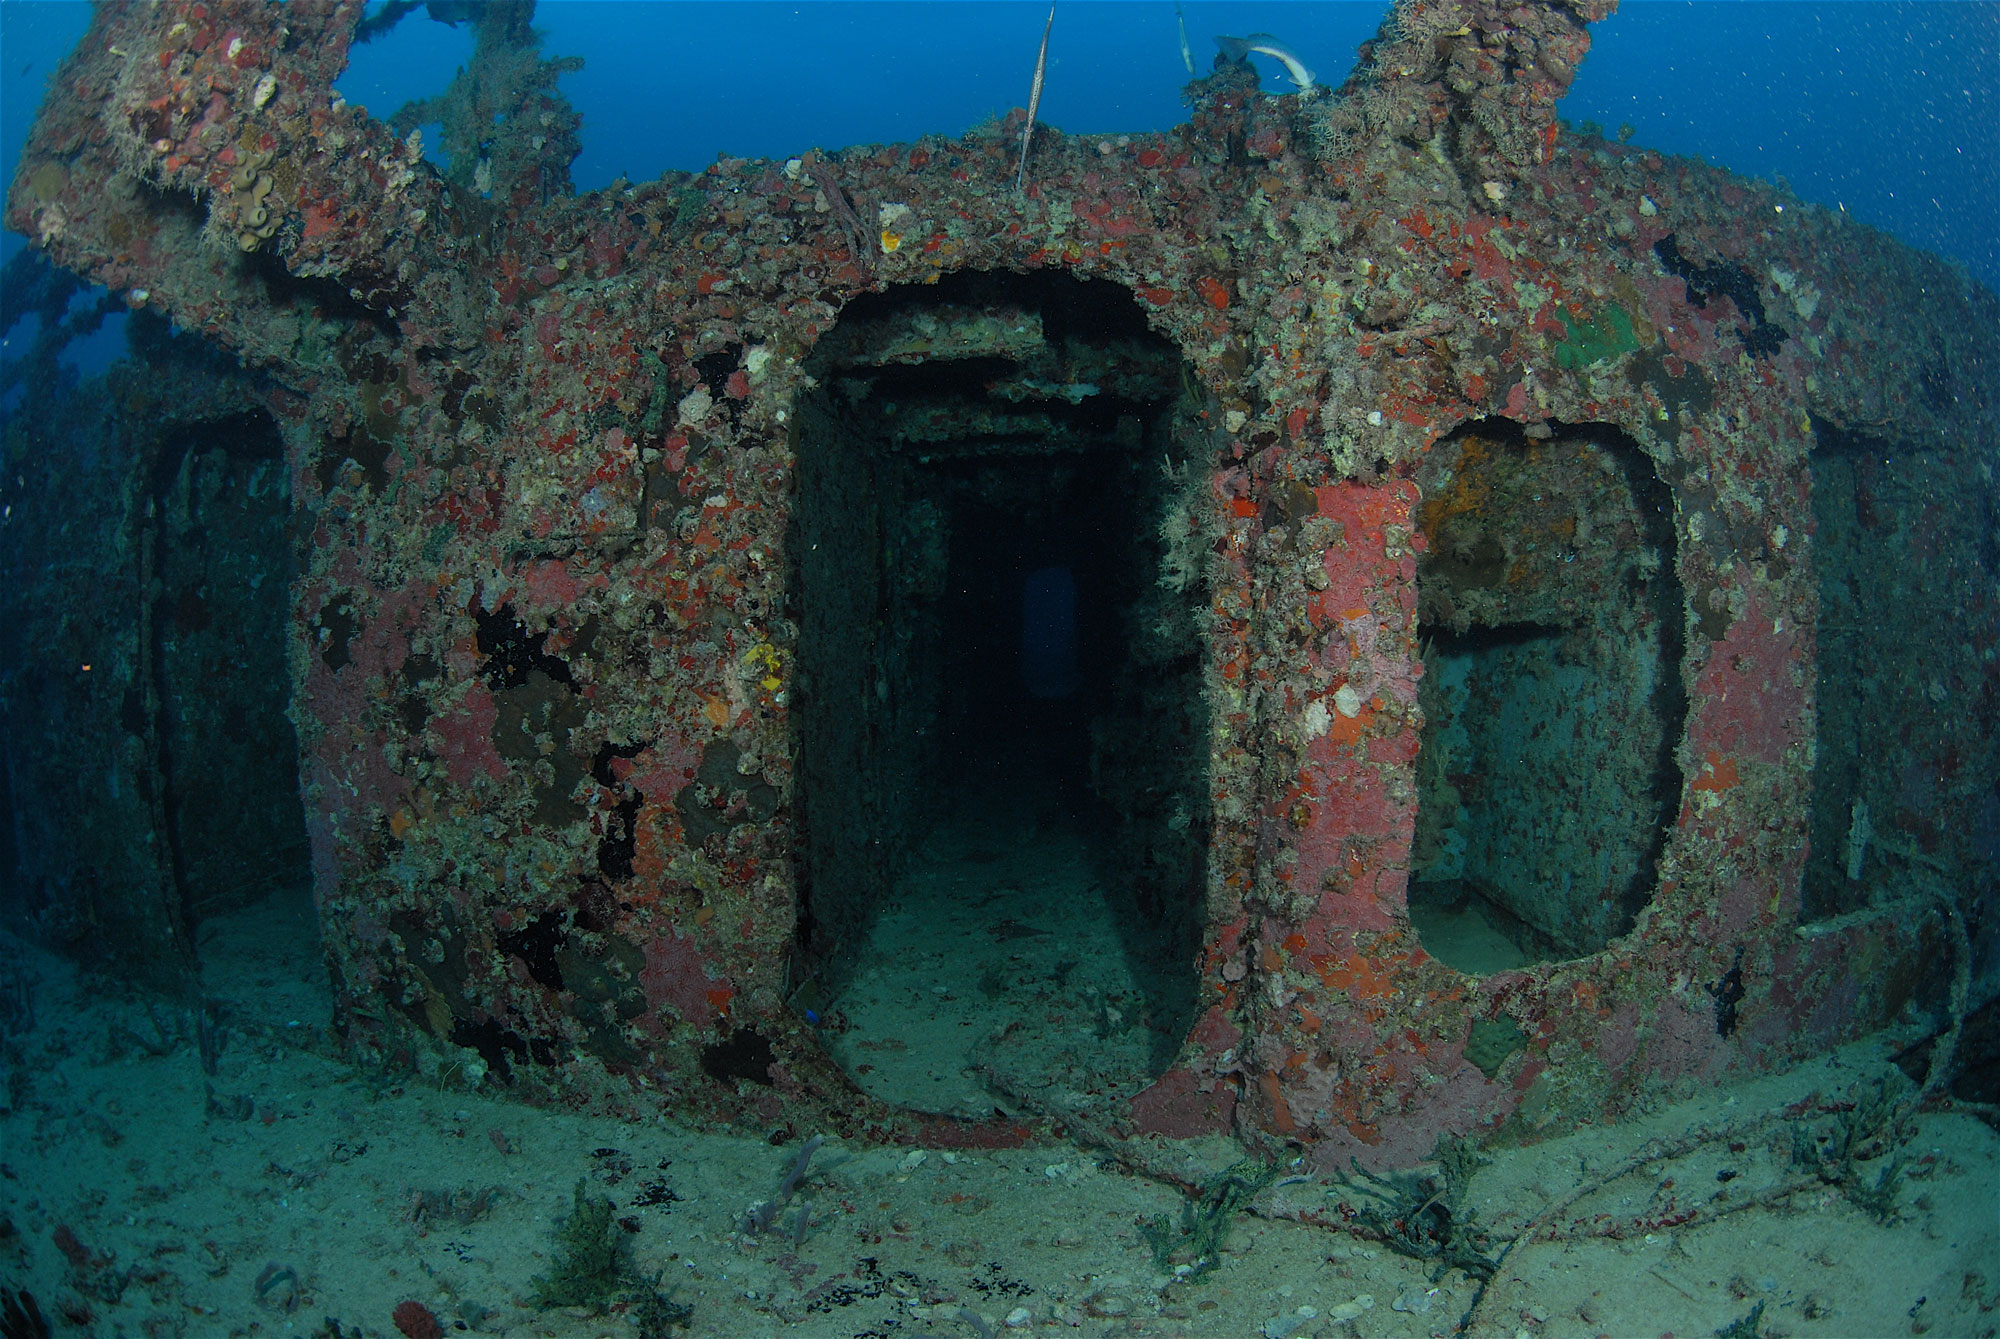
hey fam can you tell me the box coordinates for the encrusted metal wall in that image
[7,0,1994,1164]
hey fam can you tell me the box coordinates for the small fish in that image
[1016,1,1056,192]
[988,918,1051,941]
[1176,4,1194,76]
[1215,32,1316,93]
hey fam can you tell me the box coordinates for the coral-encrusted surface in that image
[7,0,1994,1161]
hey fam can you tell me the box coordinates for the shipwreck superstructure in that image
[4,0,1994,1164]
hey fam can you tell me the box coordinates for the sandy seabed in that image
[2,886,1995,1339]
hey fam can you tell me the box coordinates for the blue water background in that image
[3,1,1996,378]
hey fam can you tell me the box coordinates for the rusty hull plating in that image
[8,0,1995,1165]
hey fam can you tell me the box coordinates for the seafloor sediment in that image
[2,902,1996,1337]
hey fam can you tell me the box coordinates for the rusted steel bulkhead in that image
[7,0,1992,1164]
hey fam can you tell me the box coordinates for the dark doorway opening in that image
[935,451,1125,818]
[1804,420,2000,923]
[0,393,314,997]
[788,271,1210,1114]
[1410,422,1684,971]
[151,411,313,933]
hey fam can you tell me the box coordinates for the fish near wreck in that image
[1215,32,1317,93]
[2,0,1994,1172]
[1016,1,1057,190]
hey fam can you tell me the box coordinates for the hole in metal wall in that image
[1410,422,1684,973]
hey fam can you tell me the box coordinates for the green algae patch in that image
[1466,1018,1529,1078]
[532,1180,692,1327]
[1554,302,1645,370]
